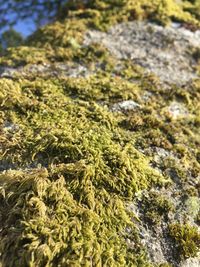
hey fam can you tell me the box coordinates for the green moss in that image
[0,168,143,266]
[183,0,200,21]
[0,72,167,266]
[1,0,200,67]
[140,191,174,226]
[63,0,200,29]
[0,1,200,266]
[0,54,197,267]
[169,223,200,259]
[159,264,173,267]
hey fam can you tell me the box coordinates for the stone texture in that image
[84,21,200,85]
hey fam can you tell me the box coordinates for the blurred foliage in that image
[0,0,67,51]
[0,28,24,53]
[0,0,67,30]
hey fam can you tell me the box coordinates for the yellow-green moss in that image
[169,223,200,259]
[0,72,167,266]
[0,51,199,266]
[1,0,200,67]
[63,0,200,29]
[140,191,174,226]
[0,1,200,266]
[0,168,145,266]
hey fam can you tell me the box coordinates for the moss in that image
[0,1,200,266]
[0,168,147,266]
[0,46,53,66]
[0,72,167,266]
[159,264,173,267]
[63,0,200,29]
[169,223,200,259]
[1,0,200,67]
[140,191,174,226]
[182,0,200,20]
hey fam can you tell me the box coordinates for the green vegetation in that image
[140,191,174,226]
[0,0,200,266]
[1,0,200,66]
[169,223,200,259]
[0,71,166,266]
[63,0,200,29]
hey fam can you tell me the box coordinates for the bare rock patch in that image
[84,21,200,85]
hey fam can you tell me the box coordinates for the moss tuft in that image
[140,191,174,226]
[169,223,200,259]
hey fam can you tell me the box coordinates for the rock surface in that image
[84,21,200,85]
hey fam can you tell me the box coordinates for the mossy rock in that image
[0,0,200,266]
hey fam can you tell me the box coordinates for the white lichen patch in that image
[184,196,200,220]
[167,101,189,119]
[111,100,141,112]
[0,67,18,78]
[180,256,200,267]
[139,225,168,264]
[3,121,19,133]
[0,63,92,79]
[142,146,179,165]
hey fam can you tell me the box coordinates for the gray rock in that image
[0,67,17,78]
[167,101,189,119]
[84,21,200,85]
[111,100,141,111]
[180,257,200,267]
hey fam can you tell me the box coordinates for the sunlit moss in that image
[63,0,200,29]
[169,223,200,259]
[0,1,200,266]
[1,0,200,67]
[0,72,166,266]
[140,191,174,226]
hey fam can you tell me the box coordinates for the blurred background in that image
[0,0,200,52]
[0,0,67,52]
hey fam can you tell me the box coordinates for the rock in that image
[167,101,189,119]
[180,257,200,267]
[0,67,17,78]
[84,21,200,85]
[111,100,141,111]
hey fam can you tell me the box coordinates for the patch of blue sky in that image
[14,19,36,37]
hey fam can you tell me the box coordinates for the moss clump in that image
[183,0,200,21]
[0,70,166,266]
[169,223,200,259]
[140,191,174,226]
[62,0,200,29]
[0,17,87,67]
[0,168,144,266]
